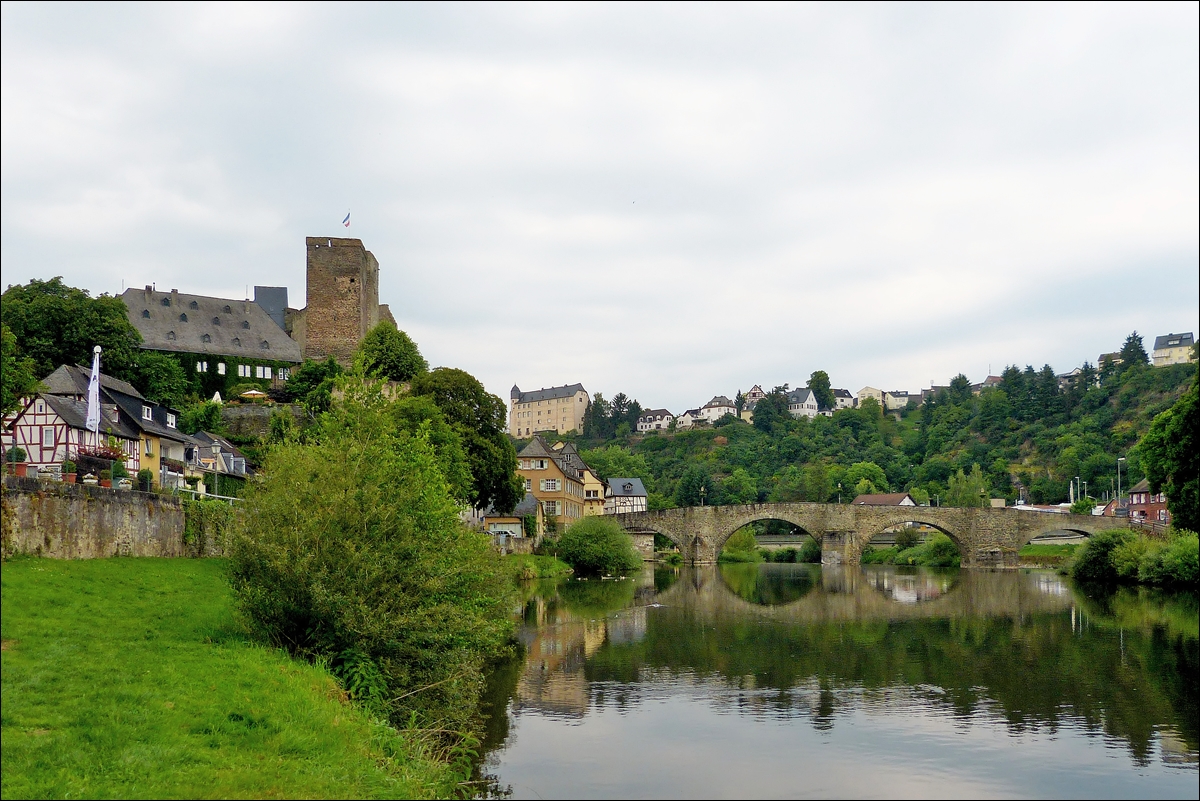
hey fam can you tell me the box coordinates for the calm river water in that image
[477,564,1198,799]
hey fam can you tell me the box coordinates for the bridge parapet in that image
[613,503,1125,567]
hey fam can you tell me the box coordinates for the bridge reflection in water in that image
[482,564,1198,798]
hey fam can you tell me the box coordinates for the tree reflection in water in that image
[480,564,1198,793]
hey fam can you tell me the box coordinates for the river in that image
[477,563,1198,799]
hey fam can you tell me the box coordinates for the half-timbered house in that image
[10,393,141,475]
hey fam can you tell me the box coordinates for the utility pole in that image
[1117,457,1126,509]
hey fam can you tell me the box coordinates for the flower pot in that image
[64,473,77,484]
[13,463,27,477]
[99,479,112,488]
[116,478,134,490]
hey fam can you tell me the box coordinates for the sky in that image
[2,3,1197,412]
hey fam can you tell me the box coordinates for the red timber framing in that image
[8,396,140,472]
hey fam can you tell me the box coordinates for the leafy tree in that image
[354,321,427,382]
[582,392,612,439]
[946,464,989,507]
[131,351,189,408]
[1140,371,1198,531]
[557,516,642,576]
[1,277,142,383]
[722,468,759,504]
[228,378,513,734]
[388,395,474,504]
[843,461,889,495]
[675,464,716,506]
[1,323,40,416]
[411,367,523,513]
[807,371,835,411]
[752,385,790,433]
[735,390,746,414]
[179,401,224,435]
[947,374,973,405]
[580,445,653,487]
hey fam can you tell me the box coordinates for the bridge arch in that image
[858,515,966,559]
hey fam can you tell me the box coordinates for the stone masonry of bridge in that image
[614,502,1126,567]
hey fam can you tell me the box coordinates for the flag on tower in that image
[342,211,351,228]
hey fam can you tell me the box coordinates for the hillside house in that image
[674,409,704,429]
[1126,479,1170,525]
[551,441,607,516]
[8,394,141,476]
[1152,333,1195,366]
[516,435,586,526]
[637,409,675,432]
[787,388,822,419]
[700,396,736,424]
[833,388,855,409]
[604,477,648,514]
[482,493,544,553]
[509,383,590,437]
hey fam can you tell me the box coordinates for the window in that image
[166,413,176,429]
[189,300,199,310]
[200,334,212,343]
[217,363,226,376]
[540,479,559,491]
[525,478,532,491]
[278,367,289,380]
[43,427,54,448]
[196,361,208,373]
[241,320,250,329]
[543,501,559,517]
[144,438,153,456]
[35,400,44,414]
[259,340,270,350]
[255,365,272,379]
[585,489,598,499]
[179,313,188,322]
[142,405,152,420]
[161,297,171,307]
[141,309,150,318]
[238,364,251,378]
[231,337,241,347]
[531,458,547,469]
[211,317,221,325]
[224,305,232,314]
[166,331,176,341]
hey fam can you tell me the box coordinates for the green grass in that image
[1,558,455,800]
[505,553,573,579]
[1019,542,1079,565]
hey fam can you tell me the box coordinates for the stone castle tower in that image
[289,237,395,365]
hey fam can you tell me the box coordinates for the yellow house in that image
[509,383,590,437]
[550,441,607,516]
[517,436,585,528]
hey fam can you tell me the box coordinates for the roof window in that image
[189,301,199,310]
[224,305,232,314]
[211,317,221,325]
[166,331,177,341]
[259,340,270,349]
[141,309,150,318]
[241,320,250,329]
[201,334,212,343]
[161,297,171,307]
[231,337,241,347]
[179,313,188,322]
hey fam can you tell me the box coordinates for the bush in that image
[920,533,961,567]
[6,446,26,462]
[774,547,799,563]
[1071,529,1136,583]
[228,379,514,738]
[798,538,822,563]
[894,527,920,550]
[137,468,153,491]
[61,459,76,473]
[720,527,760,563]
[557,516,642,577]
[1139,530,1199,586]
[110,460,128,479]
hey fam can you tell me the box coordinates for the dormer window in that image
[231,337,241,347]
[259,340,269,349]
[161,297,171,307]
[179,313,188,322]
[201,334,212,343]
[141,309,150,318]
[212,317,221,325]
[189,301,199,309]
[166,413,176,429]
[241,320,250,329]
[142,405,153,420]
[166,331,177,341]
[223,305,232,314]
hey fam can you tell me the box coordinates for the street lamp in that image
[699,484,707,507]
[837,482,842,504]
[1117,457,1126,508]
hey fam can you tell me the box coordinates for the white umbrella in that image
[85,345,102,438]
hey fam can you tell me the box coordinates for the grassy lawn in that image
[1,558,454,800]
[505,553,573,579]
[1018,542,1079,565]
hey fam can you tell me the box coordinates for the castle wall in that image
[304,237,380,365]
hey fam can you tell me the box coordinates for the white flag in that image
[85,346,102,433]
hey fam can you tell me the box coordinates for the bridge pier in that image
[820,532,856,566]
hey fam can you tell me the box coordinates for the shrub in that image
[110,460,128,479]
[1140,530,1199,586]
[894,527,920,550]
[774,547,800,563]
[99,469,112,480]
[6,446,26,463]
[137,468,153,491]
[228,379,514,737]
[557,516,643,576]
[1111,537,1154,581]
[61,459,76,473]
[798,538,822,563]
[921,533,961,567]
[1071,529,1136,583]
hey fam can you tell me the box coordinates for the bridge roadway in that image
[613,502,1124,567]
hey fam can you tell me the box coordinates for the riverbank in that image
[0,558,458,799]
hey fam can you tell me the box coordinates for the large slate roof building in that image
[509,383,590,437]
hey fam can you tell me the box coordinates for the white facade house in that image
[699,395,736,423]
[833,388,855,409]
[637,409,675,432]
[674,409,703,429]
[604,477,648,514]
[787,388,821,419]
[883,391,911,411]
[857,386,884,407]
[9,394,141,474]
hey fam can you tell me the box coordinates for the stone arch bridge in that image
[613,503,1125,567]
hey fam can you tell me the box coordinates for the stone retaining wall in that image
[2,476,186,558]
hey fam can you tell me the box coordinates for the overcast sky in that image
[3,3,1197,411]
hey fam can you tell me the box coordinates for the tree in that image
[1140,371,1198,531]
[1,277,143,383]
[1,323,40,417]
[675,465,716,507]
[557,516,642,576]
[580,445,653,487]
[946,464,989,507]
[843,461,889,495]
[1119,331,1149,369]
[735,390,746,415]
[179,400,224,435]
[131,351,189,408]
[354,321,427,382]
[807,371,835,411]
[722,468,759,504]
[228,378,513,734]
[411,367,523,513]
[753,385,790,433]
[388,395,474,504]
[947,374,973,405]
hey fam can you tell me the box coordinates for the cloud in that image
[2,4,1196,410]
